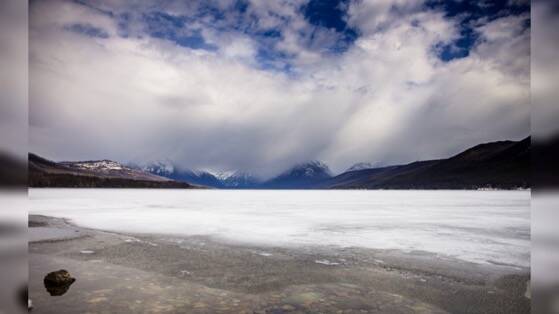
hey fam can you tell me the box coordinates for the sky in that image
[29,0,530,178]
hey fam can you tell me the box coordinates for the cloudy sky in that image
[30,0,530,178]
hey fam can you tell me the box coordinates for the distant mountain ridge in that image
[30,137,530,189]
[29,154,196,188]
[136,162,261,189]
[139,160,333,189]
[317,137,530,189]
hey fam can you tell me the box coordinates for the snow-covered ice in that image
[29,189,530,268]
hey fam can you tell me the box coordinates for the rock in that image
[44,269,75,285]
[43,270,76,296]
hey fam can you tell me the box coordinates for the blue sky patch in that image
[302,0,358,53]
[426,0,530,61]
[66,0,529,66]
[143,12,217,51]
[175,34,218,51]
[256,47,295,73]
[65,23,109,38]
[436,27,478,61]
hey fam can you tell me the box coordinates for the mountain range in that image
[317,137,530,189]
[29,153,196,188]
[29,136,530,189]
[130,161,261,189]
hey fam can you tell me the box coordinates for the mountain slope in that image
[29,154,196,188]
[261,161,332,189]
[346,162,375,172]
[171,170,225,188]
[318,137,530,189]
[218,171,260,188]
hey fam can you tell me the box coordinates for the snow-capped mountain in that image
[180,169,259,188]
[140,160,335,189]
[204,169,237,181]
[139,161,259,188]
[261,161,332,188]
[220,171,260,188]
[57,159,172,182]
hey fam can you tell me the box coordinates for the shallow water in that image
[29,189,530,267]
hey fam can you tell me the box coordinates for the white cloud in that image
[30,0,530,177]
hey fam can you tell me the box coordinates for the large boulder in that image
[43,270,76,296]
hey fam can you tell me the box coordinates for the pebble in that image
[282,304,296,311]
[193,302,206,308]
[179,270,192,276]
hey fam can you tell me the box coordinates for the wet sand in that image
[29,215,530,313]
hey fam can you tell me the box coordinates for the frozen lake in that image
[29,189,530,268]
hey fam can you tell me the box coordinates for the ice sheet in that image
[29,189,530,267]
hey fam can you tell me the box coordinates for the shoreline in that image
[29,214,530,313]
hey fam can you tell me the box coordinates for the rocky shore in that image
[29,215,530,313]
